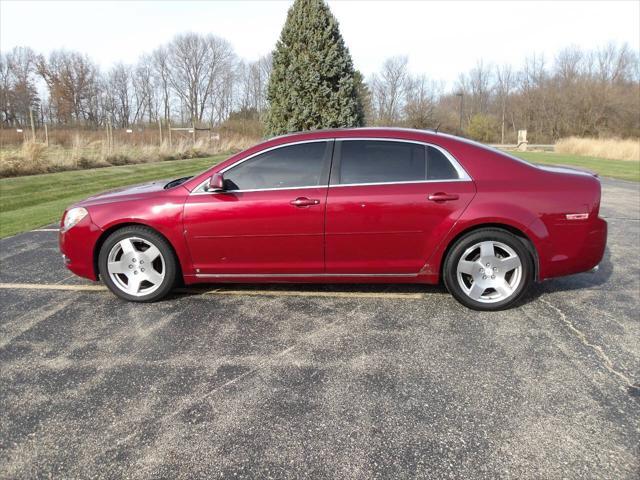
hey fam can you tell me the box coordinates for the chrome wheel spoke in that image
[499,255,521,272]
[107,260,128,274]
[494,279,513,298]
[145,269,163,286]
[144,245,161,262]
[468,283,485,300]
[126,274,142,294]
[119,238,136,255]
[457,260,477,275]
[479,241,494,259]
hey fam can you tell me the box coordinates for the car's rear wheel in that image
[98,226,176,302]
[443,228,533,310]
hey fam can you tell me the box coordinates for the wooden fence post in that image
[158,118,163,145]
[168,121,172,148]
[44,123,49,147]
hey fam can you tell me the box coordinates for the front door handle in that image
[428,192,459,202]
[290,197,320,207]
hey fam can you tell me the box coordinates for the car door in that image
[325,139,476,274]
[183,140,333,275]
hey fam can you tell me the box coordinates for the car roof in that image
[269,127,438,141]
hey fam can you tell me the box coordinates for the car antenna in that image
[434,123,441,134]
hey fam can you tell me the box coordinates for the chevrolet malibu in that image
[59,128,607,310]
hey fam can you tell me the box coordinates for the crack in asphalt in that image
[539,297,638,393]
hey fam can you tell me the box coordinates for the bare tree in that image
[468,60,493,116]
[152,46,172,122]
[237,54,271,113]
[0,47,39,126]
[37,50,100,124]
[133,55,156,123]
[164,32,235,124]
[495,64,514,143]
[403,74,437,129]
[370,56,409,125]
[107,63,133,127]
[0,53,11,124]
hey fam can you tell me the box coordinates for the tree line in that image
[0,35,271,131]
[1,33,638,143]
[366,44,639,143]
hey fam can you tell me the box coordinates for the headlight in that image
[62,207,88,231]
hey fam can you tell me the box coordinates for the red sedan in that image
[59,128,607,310]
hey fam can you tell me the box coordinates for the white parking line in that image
[0,283,107,291]
[0,283,424,300]
[31,228,60,232]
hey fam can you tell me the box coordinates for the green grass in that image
[511,151,640,182]
[0,155,227,238]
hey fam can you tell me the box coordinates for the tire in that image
[443,228,534,311]
[98,225,177,302]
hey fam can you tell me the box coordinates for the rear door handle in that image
[290,197,320,207]
[428,192,459,202]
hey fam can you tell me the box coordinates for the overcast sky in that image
[1,0,638,87]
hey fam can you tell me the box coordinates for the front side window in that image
[336,140,426,185]
[223,141,330,191]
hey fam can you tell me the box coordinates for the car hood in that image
[75,179,172,207]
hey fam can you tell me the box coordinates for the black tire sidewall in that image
[443,229,533,311]
[98,226,177,302]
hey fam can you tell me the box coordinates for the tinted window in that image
[337,140,426,184]
[224,142,329,190]
[427,146,459,180]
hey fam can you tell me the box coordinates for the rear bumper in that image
[540,216,607,279]
[586,216,608,268]
[59,217,103,281]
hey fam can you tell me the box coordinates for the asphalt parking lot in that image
[1,178,638,479]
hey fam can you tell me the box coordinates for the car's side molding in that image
[194,273,419,278]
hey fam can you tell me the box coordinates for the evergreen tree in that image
[265,0,364,135]
[353,70,371,126]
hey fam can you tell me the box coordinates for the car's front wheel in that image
[443,228,534,310]
[98,226,177,302]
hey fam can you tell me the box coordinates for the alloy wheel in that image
[456,240,523,304]
[106,236,166,297]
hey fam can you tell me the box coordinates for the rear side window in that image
[427,146,460,180]
[335,140,426,184]
[224,141,330,190]
[333,140,461,185]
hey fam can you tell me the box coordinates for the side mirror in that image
[208,172,225,192]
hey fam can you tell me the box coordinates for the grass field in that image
[0,150,638,238]
[0,155,226,238]
[513,151,640,182]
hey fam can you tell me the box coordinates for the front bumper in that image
[59,216,103,281]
